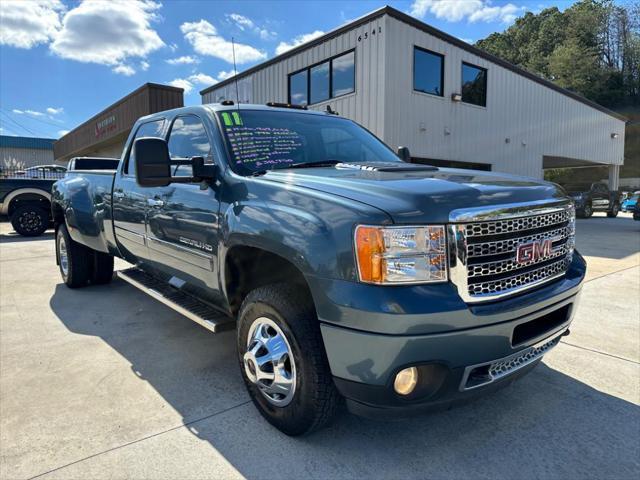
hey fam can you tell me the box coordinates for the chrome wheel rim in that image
[244,317,296,407]
[58,231,69,276]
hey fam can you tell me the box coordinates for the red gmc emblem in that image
[516,238,553,264]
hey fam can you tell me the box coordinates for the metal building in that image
[54,83,183,164]
[0,135,56,169]
[201,6,626,187]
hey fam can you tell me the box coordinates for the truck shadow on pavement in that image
[0,229,54,244]
[49,279,639,479]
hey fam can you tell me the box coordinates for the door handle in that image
[147,198,164,207]
[113,191,124,199]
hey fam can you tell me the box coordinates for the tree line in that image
[476,0,639,108]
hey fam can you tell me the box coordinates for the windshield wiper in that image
[286,160,341,169]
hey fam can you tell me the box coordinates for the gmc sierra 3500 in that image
[52,103,585,435]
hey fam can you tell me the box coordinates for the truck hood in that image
[261,163,568,223]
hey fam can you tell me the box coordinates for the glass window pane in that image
[310,61,330,104]
[414,48,443,96]
[332,51,355,98]
[168,116,211,161]
[461,63,487,107]
[289,70,308,106]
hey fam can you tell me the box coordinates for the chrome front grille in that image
[449,200,575,303]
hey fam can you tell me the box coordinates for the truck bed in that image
[52,170,118,254]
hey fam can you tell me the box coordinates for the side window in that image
[125,119,165,175]
[167,116,212,177]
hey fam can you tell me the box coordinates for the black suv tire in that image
[237,283,340,436]
[56,224,92,288]
[607,203,619,218]
[11,205,49,237]
[581,203,593,218]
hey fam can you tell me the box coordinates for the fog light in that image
[394,367,418,395]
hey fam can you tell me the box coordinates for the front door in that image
[112,119,166,264]
[145,115,222,302]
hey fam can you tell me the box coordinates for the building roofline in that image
[56,83,185,144]
[201,5,627,123]
[0,135,56,150]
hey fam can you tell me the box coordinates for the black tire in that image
[91,251,114,284]
[237,283,340,436]
[56,224,92,288]
[607,203,619,218]
[11,205,49,237]
[582,203,593,218]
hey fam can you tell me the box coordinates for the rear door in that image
[112,119,165,264]
[145,114,222,301]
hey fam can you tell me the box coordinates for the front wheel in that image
[582,203,593,218]
[607,203,619,218]
[237,283,340,436]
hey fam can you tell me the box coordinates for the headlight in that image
[354,225,448,284]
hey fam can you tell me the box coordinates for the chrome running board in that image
[117,267,234,333]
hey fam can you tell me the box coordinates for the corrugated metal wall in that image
[202,13,626,178]
[202,16,387,139]
[383,16,625,177]
[1,147,55,168]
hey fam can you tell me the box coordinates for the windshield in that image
[217,109,401,175]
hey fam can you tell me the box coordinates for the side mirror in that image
[397,146,412,163]
[135,137,171,187]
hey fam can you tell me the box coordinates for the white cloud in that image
[409,0,524,24]
[58,130,70,136]
[167,72,218,95]
[189,73,215,85]
[226,13,276,41]
[166,55,200,65]
[167,72,219,95]
[112,64,136,76]
[275,30,324,55]
[180,19,266,64]
[140,60,150,71]
[168,78,194,94]
[0,0,65,49]
[217,70,235,81]
[50,0,164,66]
[46,107,64,115]
[13,109,46,117]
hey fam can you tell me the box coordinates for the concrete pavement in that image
[0,213,638,479]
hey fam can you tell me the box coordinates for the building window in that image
[413,46,444,96]
[461,62,487,107]
[287,50,355,106]
[332,50,355,97]
[289,70,308,105]
[310,61,330,104]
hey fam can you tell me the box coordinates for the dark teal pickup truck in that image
[52,103,586,435]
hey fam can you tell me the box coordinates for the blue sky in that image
[0,0,575,139]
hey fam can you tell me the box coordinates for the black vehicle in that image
[564,182,620,218]
[634,202,640,221]
[0,175,57,236]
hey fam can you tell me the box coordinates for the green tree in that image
[475,0,639,108]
